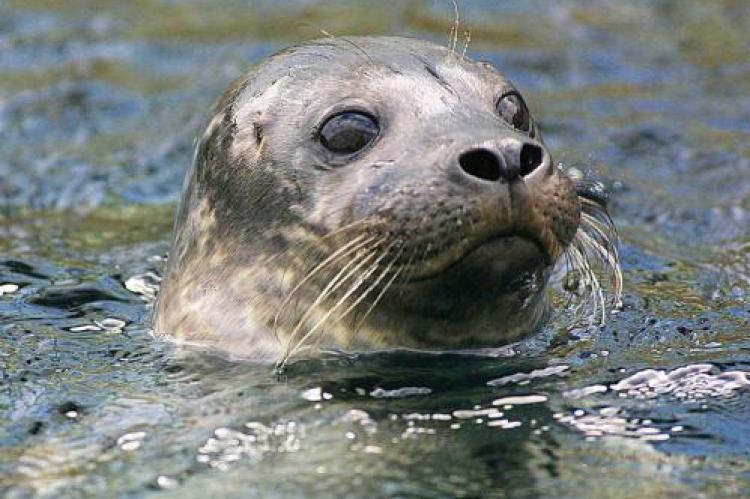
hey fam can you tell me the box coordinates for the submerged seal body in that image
[153,36,616,363]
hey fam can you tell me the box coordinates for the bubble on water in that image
[96,318,126,332]
[0,283,19,296]
[491,394,548,406]
[337,409,378,437]
[69,324,102,332]
[564,384,608,399]
[609,364,750,401]
[401,426,437,439]
[556,407,672,442]
[401,412,452,421]
[559,364,750,441]
[197,421,303,470]
[124,272,161,301]
[563,364,750,404]
[301,387,333,402]
[369,386,432,398]
[487,365,569,387]
[486,419,522,429]
[452,408,503,419]
[243,421,272,433]
[401,413,431,421]
[156,475,179,490]
[117,431,146,451]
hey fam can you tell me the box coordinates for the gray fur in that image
[153,37,585,363]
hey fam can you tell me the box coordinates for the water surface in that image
[1,1,749,497]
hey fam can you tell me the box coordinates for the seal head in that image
[154,36,597,363]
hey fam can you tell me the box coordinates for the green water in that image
[0,1,748,497]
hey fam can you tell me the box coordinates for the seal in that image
[153,36,620,365]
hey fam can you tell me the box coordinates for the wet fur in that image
[153,37,621,366]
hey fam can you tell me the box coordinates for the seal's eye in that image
[496,92,531,133]
[319,111,379,155]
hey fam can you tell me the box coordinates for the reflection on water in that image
[0,0,749,497]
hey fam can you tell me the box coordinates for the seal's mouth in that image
[403,230,551,284]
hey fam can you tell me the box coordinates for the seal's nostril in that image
[458,149,501,182]
[520,143,544,177]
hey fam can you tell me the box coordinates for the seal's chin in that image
[405,233,550,286]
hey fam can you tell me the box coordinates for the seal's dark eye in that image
[496,92,531,133]
[319,111,379,155]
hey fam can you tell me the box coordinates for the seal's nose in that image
[458,142,545,182]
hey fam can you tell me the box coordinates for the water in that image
[1,0,748,497]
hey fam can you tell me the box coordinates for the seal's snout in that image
[457,141,546,184]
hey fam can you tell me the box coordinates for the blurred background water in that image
[0,1,748,497]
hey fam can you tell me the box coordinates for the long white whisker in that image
[353,252,405,336]
[577,239,606,325]
[286,249,382,360]
[337,241,402,321]
[273,234,374,333]
[568,240,601,325]
[577,227,623,305]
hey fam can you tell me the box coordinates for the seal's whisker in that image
[284,248,381,361]
[288,248,375,340]
[580,211,614,246]
[447,0,461,54]
[460,30,472,61]
[318,29,375,64]
[273,234,375,336]
[573,244,603,326]
[336,240,403,322]
[340,37,375,65]
[576,236,607,325]
[352,252,406,337]
[320,218,373,240]
[295,245,399,355]
[580,196,617,221]
[555,175,623,327]
[254,216,371,275]
[577,219,623,302]
[581,204,617,238]
[561,250,578,309]
[287,247,377,342]
[280,248,380,364]
[355,267,405,337]
[275,216,379,334]
[580,214,616,253]
[564,241,587,286]
[575,236,605,323]
[577,233,617,294]
[398,244,422,287]
[565,238,604,325]
[579,202,622,300]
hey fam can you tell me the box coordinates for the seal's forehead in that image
[295,36,459,68]
[238,36,514,102]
